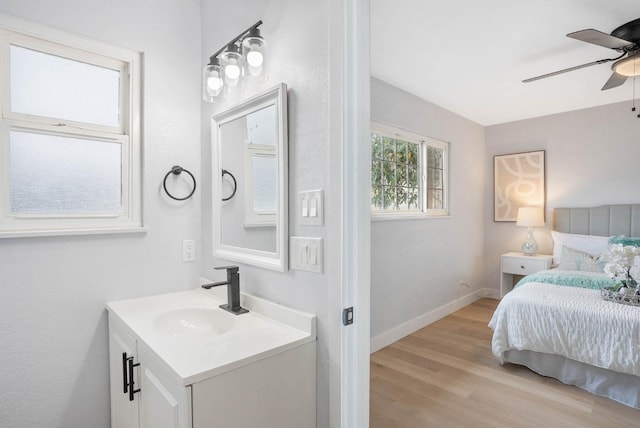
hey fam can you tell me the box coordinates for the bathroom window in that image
[0,22,142,237]
[371,122,448,218]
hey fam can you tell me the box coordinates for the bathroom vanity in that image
[106,286,316,428]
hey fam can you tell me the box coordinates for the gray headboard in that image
[554,204,640,237]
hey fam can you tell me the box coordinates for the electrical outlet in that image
[459,280,470,288]
[182,240,195,262]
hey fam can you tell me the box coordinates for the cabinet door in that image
[108,317,139,428]
[138,346,192,428]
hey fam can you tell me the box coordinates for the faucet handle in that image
[215,265,239,273]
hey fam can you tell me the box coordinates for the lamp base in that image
[522,228,538,256]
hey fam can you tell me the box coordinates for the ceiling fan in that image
[523,18,640,90]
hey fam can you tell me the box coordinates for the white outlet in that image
[182,240,195,262]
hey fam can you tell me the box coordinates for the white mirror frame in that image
[211,83,288,271]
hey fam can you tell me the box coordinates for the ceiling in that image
[370,0,640,125]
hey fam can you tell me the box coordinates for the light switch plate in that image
[290,236,323,273]
[299,189,323,226]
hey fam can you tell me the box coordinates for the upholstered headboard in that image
[554,204,640,237]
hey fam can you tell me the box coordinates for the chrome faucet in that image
[201,266,249,315]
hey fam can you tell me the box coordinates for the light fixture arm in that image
[208,20,263,64]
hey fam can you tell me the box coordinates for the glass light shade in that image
[221,48,243,87]
[202,62,224,102]
[612,55,640,77]
[242,34,267,77]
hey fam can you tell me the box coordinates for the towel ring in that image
[163,165,196,201]
[222,169,237,201]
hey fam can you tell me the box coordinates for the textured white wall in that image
[0,1,202,426]
[370,78,486,338]
[199,1,333,426]
[483,101,640,292]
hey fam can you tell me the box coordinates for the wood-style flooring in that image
[370,298,639,427]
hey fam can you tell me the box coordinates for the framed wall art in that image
[494,150,545,222]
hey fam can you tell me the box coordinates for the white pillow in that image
[550,230,611,265]
[557,246,603,272]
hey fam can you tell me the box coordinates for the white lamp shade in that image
[516,207,545,227]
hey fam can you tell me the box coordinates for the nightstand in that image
[500,252,553,297]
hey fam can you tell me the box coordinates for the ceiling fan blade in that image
[522,58,610,83]
[601,72,628,90]
[567,29,633,50]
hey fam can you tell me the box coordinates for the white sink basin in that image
[107,288,316,384]
[154,308,237,339]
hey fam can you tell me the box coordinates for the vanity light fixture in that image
[517,207,545,256]
[202,21,266,102]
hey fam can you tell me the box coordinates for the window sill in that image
[371,212,451,222]
[0,226,148,239]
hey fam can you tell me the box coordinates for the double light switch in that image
[300,190,323,226]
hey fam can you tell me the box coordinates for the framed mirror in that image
[212,83,288,271]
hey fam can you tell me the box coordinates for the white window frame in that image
[0,15,142,238]
[243,143,277,228]
[371,122,449,220]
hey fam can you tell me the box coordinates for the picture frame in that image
[494,150,545,222]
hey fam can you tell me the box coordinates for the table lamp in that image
[516,207,545,256]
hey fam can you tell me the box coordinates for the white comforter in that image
[489,282,640,377]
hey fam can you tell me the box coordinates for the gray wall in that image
[200,1,333,426]
[483,101,640,292]
[370,78,486,339]
[0,0,202,427]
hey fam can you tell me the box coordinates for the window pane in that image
[383,137,395,161]
[396,187,407,209]
[397,164,407,186]
[10,45,120,127]
[396,140,407,163]
[10,131,122,213]
[407,143,418,166]
[371,185,382,210]
[372,134,382,160]
[427,189,443,210]
[383,186,396,209]
[252,155,277,212]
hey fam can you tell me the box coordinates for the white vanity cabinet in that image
[108,316,192,428]
[107,288,317,428]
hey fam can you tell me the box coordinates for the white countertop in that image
[107,287,316,386]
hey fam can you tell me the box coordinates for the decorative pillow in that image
[550,231,611,266]
[609,235,640,247]
[557,246,603,272]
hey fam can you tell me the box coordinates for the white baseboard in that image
[370,287,497,353]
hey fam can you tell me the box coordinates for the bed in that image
[489,204,640,409]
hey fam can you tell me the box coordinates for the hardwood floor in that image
[370,298,639,427]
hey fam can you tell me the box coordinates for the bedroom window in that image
[0,21,142,237]
[371,122,448,218]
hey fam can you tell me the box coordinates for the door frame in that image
[328,0,371,426]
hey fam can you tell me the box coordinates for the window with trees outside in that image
[0,18,142,237]
[371,122,448,218]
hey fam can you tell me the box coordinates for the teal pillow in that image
[609,236,640,247]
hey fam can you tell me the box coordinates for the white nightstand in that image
[500,252,553,297]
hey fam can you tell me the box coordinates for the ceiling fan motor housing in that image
[611,18,640,48]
